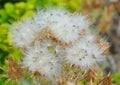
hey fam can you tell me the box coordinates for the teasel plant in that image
[4,8,113,85]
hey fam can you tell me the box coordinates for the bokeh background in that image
[0,0,120,84]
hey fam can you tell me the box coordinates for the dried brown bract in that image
[84,68,98,82]
[7,57,22,80]
[99,74,112,85]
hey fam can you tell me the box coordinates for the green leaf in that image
[112,73,120,84]
[4,3,16,18]
[0,9,9,23]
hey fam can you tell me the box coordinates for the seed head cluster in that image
[11,9,109,83]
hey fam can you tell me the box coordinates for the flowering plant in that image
[10,8,111,85]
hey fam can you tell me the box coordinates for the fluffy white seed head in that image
[48,9,89,43]
[11,8,109,81]
[11,9,89,47]
[11,20,35,48]
[65,33,105,69]
[23,43,61,79]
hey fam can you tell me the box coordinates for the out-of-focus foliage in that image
[37,0,83,11]
[0,0,26,8]
[0,0,36,23]
[0,0,36,64]
[0,23,22,64]
[112,73,120,84]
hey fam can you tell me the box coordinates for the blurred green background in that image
[0,0,120,84]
